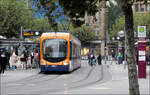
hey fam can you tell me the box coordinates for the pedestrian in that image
[97,54,102,65]
[5,51,11,69]
[111,50,115,61]
[30,50,34,66]
[148,55,150,65]
[10,49,18,70]
[33,50,39,68]
[20,50,27,69]
[0,51,7,74]
[88,53,91,66]
[90,54,96,66]
[119,53,123,64]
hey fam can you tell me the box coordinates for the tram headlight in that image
[41,61,46,65]
[63,62,68,65]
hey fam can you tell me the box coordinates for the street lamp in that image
[118,30,127,69]
[117,36,120,40]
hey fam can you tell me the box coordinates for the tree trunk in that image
[122,3,140,95]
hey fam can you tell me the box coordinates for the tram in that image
[40,32,81,72]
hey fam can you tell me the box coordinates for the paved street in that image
[0,60,150,95]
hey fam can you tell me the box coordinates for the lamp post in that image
[118,30,127,69]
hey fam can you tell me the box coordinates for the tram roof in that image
[41,32,81,45]
[41,32,71,40]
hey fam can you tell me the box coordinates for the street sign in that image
[138,26,146,38]
[24,31,34,36]
[23,30,41,37]
[138,26,146,78]
[138,42,146,78]
[85,23,89,26]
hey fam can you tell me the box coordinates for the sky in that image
[29,1,68,23]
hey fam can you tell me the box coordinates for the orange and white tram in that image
[40,32,81,72]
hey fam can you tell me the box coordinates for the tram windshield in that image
[42,39,68,62]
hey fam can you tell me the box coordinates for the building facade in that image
[133,1,150,13]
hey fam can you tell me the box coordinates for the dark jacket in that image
[97,55,102,64]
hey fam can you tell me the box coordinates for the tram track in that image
[44,65,106,94]
[4,73,63,88]
[26,74,62,84]
[72,67,95,83]
[70,65,104,89]
[2,62,112,95]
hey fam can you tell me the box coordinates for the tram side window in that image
[70,42,72,60]
[72,43,76,59]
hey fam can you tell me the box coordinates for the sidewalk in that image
[67,61,150,95]
[0,69,40,83]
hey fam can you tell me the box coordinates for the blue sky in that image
[30,1,68,23]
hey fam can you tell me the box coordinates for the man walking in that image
[0,51,7,74]
[97,54,102,65]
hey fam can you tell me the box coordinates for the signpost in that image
[138,26,146,78]
[23,30,41,37]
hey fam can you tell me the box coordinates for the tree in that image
[33,0,99,28]
[69,25,95,44]
[118,0,148,95]
[32,0,61,30]
[0,0,32,38]
[107,1,123,34]
[31,17,52,32]
[110,13,150,39]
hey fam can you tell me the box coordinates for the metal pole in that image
[20,26,23,40]
[124,27,127,69]
[105,46,107,64]
[27,0,29,9]
[105,4,107,64]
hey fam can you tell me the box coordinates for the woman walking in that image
[20,50,27,69]
[33,50,39,68]
[10,49,18,70]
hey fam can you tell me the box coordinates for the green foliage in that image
[110,16,125,39]
[59,0,98,27]
[33,0,60,30]
[134,13,150,38]
[110,13,150,39]
[0,0,31,38]
[31,17,52,32]
[0,0,52,38]
[107,1,123,33]
[69,25,95,44]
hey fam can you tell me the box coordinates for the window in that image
[70,42,72,60]
[147,4,150,12]
[136,4,139,12]
[140,4,145,12]
[42,39,68,62]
